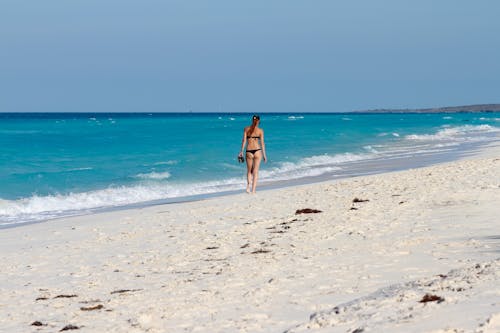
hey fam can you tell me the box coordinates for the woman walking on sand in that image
[238,115,267,193]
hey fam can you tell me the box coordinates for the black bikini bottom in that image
[246,149,261,156]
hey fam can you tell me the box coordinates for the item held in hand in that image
[238,155,244,163]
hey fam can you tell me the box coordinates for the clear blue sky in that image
[1,1,499,112]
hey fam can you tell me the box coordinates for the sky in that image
[1,1,499,113]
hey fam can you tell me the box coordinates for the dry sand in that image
[1,145,499,333]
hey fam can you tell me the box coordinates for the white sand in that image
[1,145,499,333]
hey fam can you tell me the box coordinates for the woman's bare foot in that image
[246,184,251,193]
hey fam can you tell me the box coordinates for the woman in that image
[238,115,267,193]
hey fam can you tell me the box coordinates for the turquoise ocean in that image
[1,112,499,227]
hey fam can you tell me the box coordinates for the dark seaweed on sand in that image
[419,294,444,303]
[54,294,78,299]
[80,304,104,311]
[31,321,46,326]
[295,208,322,214]
[60,324,80,331]
[110,289,142,295]
[251,249,271,254]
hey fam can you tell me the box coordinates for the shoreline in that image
[3,139,498,230]
[0,143,499,332]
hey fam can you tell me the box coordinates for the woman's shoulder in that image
[249,127,263,135]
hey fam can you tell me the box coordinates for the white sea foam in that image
[0,152,377,225]
[363,145,379,153]
[261,165,340,180]
[288,116,304,120]
[405,125,499,141]
[384,147,454,158]
[378,132,399,137]
[153,160,178,166]
[432,142,459,148]
[259,153,370,181]
[134,171,171,180]
[300,153,369,165]
[0,185,173,223]
[68,167,93,171]
[0,180,247,225]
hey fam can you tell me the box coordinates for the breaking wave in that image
[134,171,171,180]
[0,152,374,226]
[405,125,499,142]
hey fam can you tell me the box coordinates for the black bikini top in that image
[247,136,260,139]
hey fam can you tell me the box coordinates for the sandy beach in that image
[1,145,499,333]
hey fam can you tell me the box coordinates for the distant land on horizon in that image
[355,103,500,113]
[2,104,500,114]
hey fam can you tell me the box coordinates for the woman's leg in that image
[245,152,254,193]
[251,151,262,193]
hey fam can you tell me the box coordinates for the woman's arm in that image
[239,128,247,157]
[260,130,267,162]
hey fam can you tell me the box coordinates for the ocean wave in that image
[0,179,250,225]
[377,132,400,137]
[68,167,93,171]
[0,130,43,135]
[220,163,242,170]
[363,145,379,153]
[300,153,369,165]
[0,152,376,225]
[0,185,174,223]
[405,125,499,141]
[134,171,171,180]
[9,167,94,177]
[288,116,304,120]
[153,160,178,166]
[383,147,455,158]
[261,165,340,180]
[260,152,371,180]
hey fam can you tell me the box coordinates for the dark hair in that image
[247,115,260,137]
